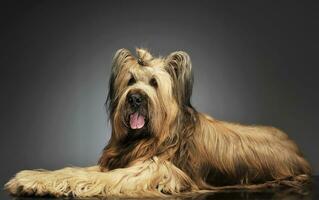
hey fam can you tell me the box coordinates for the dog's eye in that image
[127,77,136,86]
[149,78,158,88]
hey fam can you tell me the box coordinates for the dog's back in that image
[194,113,311,188]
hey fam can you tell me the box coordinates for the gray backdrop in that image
[1,1,318,197]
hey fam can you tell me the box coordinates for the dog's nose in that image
[128,93,143,107]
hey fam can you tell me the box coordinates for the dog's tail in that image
[201,174,311,192]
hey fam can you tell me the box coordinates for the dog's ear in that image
[111,48,134,78]
[165,51,193,106]
[107,48,134,115]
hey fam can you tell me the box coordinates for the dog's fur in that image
[5,48,311,198]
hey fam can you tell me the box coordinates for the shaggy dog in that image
[5,48,311,198]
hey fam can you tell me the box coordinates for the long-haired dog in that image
[5,48,311,198]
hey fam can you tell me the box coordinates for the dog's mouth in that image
[129,112,146,129]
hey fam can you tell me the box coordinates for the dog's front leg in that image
[5,165,101,197]
[5,157,198,198]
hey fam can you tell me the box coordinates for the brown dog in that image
[5,48,311,198]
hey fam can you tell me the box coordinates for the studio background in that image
[1,1,318,198]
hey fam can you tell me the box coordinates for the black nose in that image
[128,93,143,108]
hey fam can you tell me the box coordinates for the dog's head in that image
[107,48,193,142]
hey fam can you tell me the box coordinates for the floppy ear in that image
[107,48,134,115]
[111,48,134,79]
[165,51,194,107]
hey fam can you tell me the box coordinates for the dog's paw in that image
[5,176,23,195]
[5,170,49,196]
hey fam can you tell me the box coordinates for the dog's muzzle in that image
[127,93,146,130]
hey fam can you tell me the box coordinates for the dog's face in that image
[107,48,193,141]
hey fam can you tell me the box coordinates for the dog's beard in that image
[121,103,150,140]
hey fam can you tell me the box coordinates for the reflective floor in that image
[2,176,318,200]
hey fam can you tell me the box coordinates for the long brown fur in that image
[5,48,311,198]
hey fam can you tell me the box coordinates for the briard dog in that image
[5,48,311,198]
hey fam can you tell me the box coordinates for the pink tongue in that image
[129,112,145,129]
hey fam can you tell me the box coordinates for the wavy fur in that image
[5,48,311,198]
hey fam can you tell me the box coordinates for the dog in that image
[5,48,311,198]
